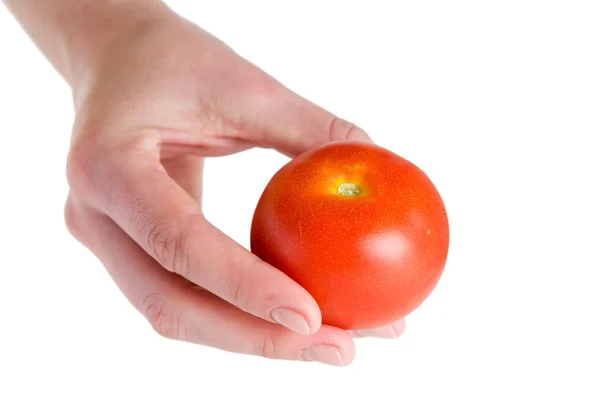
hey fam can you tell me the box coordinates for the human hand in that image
[64,5,406,366]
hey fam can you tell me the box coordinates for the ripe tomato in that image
[250,141,449,330]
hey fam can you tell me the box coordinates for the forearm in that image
[3,0,167,89]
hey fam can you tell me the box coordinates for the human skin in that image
[3,0,406,366]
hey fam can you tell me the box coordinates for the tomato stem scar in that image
[337,183,361,197]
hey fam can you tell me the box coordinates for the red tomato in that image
[250,141,449,330]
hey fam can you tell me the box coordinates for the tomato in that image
[250,141,449,330]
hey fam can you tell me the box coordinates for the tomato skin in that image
[250,141,449,330]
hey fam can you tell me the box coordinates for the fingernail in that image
[302,345,344,366]
[349,325,397,339]
[349,319,406,339]
[271,308,310,336]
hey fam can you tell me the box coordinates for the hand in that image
[64,6,405,366]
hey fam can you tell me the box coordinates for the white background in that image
[1,1,599,397]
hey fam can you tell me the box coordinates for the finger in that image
[176,288,354,366]
[69,137,322,335]
[161,155,204,203]
[65,193,192,309]
[245,86,374,157]
[348,319,407,339]
[66,198,354,366]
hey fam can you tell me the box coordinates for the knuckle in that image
[141,293,183,340]
[223,257,265,309]
[327,116,368,142]
[63,196,80,239]
[144,217,189,275]
[145,219,175,267]
[66,138,96,196]
[66,132,145,199]
[226,274,249,309]
[63,195,90,244]
[254,329,286,359]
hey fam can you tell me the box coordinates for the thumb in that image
[252,88,373,157]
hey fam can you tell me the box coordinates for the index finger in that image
[71,136,322,336]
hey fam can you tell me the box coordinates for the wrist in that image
[61,1,171,93]
[3,0,170,87]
